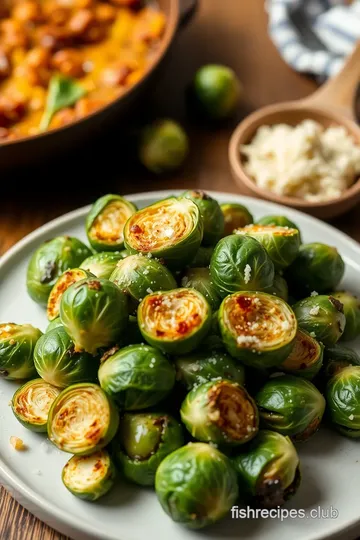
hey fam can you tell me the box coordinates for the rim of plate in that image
[0,189,359,540]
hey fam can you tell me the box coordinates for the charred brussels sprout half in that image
[189,246,214,268]
[98,344,175,410]
[331,291,360,342]
[326,366,360,437]
[181,380,258,446]
[155,442,239,529]
[210,234,274,298]
[138,288,212,355]
[264,273,289,302]
[232,430,301,508]
[0,323,42,380]
[255,375,325,442]
[182,190,224,246]
[175,350,245,391]
[34,326,99,388]
[293,295,346,347]
[181,267,221,310]
[12,379,60,432]
[47,268,93,321]
[323,344,360,379]
[60,277,128,355]
[26,236,92,306]
[219,292,297,369]
[281,329,324,380]
[62,450,116,501]
[113,412,184,486]
[48,383,119,454]
[221,202,253,236]
[287,243,345,295]
[124,197,203,270]
[235,225,300,270]
[257,215,301,239]
[86,194,137,252]
[80,251,128,279]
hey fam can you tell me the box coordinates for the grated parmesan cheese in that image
[310,291,319,297]
[309,306,320,316]
[244,264,252,284]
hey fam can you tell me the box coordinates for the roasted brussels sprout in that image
[255,375,325,442]
[60,277,128,354]
[189,246,214,268]
[45,317,63,333]
[113,412,184,486]
[175,350,245,390]
[264,273,289,302]
[26,236,92,306]
[219,291,297,369]
[86,194,137,252]
[293,295,346,346]
[210,234,274,298]
[0,323,42,380]
[257,215,301,238]
[232,430,301,508]
[47,268,93,321]
[12,379,60,432]
[48,383,119,454]
[181,380,258,446]
[287,243,345,295]
[98,344,175,409]
[139,119,189,174]
[34,326,99,388]
[62,450,116,501]
[181,267,221,310]
[323,344,360,379]
[80,251,128,279]
[155,442,239,529]
[281,329,324,380]
[326,366,360,437]
[331,291,360,342]
[235,225,300,270]
[138,288,212,355]
[124,197,203,270]
[221,202,253,236]
[182,190,224,246]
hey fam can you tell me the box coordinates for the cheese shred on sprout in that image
[244,264,252,284]
[309,306,320,316]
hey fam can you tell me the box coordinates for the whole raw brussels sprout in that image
[60,277,128,355]
[323,344,360,379]
[155,442,239,529]
[210,234,274,298]
[255,375,325,442]
[181,379,258,446]
[232,430,301,508]
[257,215,301,240]
[189,246,214,268]
[0,323,42,380]
[47,268,93,321]
[281,329,324,380]
[98,344,175,410]
[326,366,360,437]
[331,291,360,342]
[113,412,184,486]
[86,194,137,252]
[293,295,346,346]
[221,202,253,236]
[264,273,289,302]
[12,379,60,432]
[181,267,221,310]
[26,236,92,305]
[182,190,224,245]
[80,251,129,279]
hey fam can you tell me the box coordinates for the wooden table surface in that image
[1,1,360,539]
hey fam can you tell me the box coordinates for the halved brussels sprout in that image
[113,412,184,486]
[287,243,345,296]
[48,383,119,454]
[281,329,324,380]
[219,291,297,369]
[60,277,128,354]
[0,323,42,380]
[235,225,300,270]
[326,366,360,437]
[155,442,239,529]
[26,236,92,306]
[255,375,325,441]
[138,288,212,355]
[34,326,99,388]
[124,197,203,270]
[46,317,63,333]
[62,449,116,501]
[232,430,301,508]
[221,202,253,236]
[182,190,224,246]
[12,379,60,432]
[47,268,93,321]
[264,273,289,302]
[181,267,221,310]
[257,215,301,239]
[98,344,175,409]
[86,194,137,252]
[175,350,245,390]
[189,246,214,268]
[180,380,258,446]
[293,295,346,346]
[323,344,360,379]
[80,251,128,279]
[210,234,274,298]
[331,291,360,342]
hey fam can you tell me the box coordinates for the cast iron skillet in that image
[0,0,197,170]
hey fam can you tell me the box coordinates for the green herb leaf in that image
[39,74,86,131]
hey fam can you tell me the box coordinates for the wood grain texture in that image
[0,0,359,539]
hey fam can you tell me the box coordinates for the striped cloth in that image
[267,0,360,78]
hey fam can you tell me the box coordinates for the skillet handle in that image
[179,0,198,27]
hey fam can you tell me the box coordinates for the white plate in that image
[0,190,359,540]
